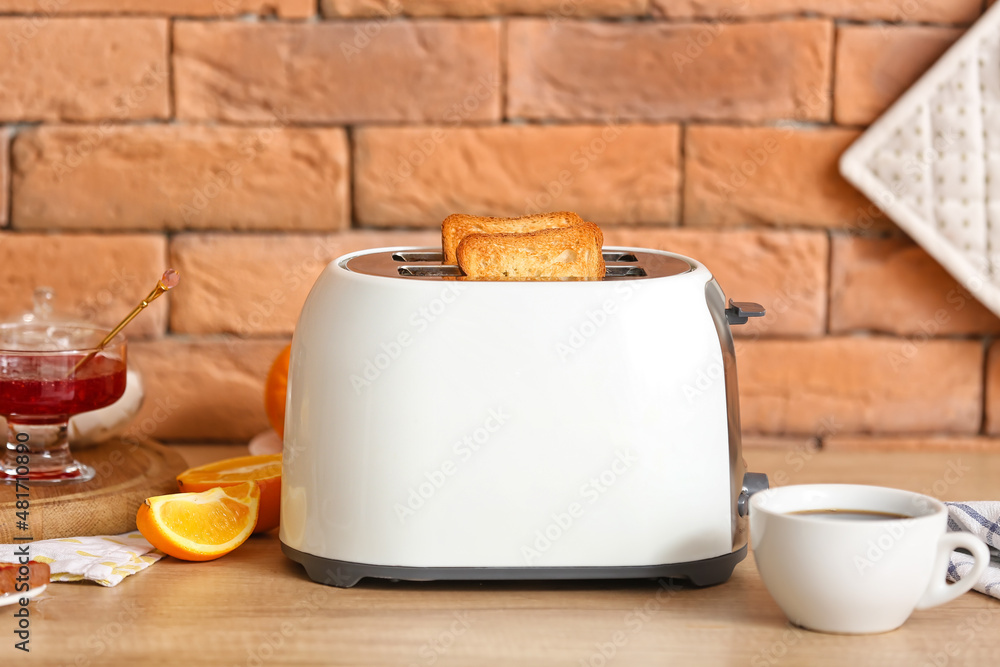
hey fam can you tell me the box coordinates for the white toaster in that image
[280,247,768,588]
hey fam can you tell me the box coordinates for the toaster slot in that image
[345,247,693,279]
[397,265,465,277]
[603,252,638,262]
[392,251,444,262]
[398,251,639,264]
[604,266,647,277]
[396,265,647,278]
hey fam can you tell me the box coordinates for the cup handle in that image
[915,532,991,610]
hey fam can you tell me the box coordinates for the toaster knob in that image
[725,300,766,325]
[737,472,770,517]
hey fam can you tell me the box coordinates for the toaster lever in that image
[725,300,766,325]
[737,472,770,517]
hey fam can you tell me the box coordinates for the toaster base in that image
[281,543,747,589]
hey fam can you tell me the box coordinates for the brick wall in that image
[1,0,997,447]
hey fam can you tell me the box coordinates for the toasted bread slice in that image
[456,222,605,281]
[441,211,585,265]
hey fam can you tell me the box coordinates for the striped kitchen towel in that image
[945,502,1000,599]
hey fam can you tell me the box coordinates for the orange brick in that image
[0,19,168,122]
[684,125,877,228]
[830,235,1000,335]
[174,20,500,123]
[835,26,963,126]
[986,341,1000,434]
[130,338,287,441]
[0,233,167,337]
[0,131,7,228]
[603,228,827,337]
[321,0,645,16]
[738,338,982,435]
[507,19,831,122]
[170,231,440,335]
[0,1,314,16]
[12,125,349,231]
[354,124,680,226]
[652,0,981,22]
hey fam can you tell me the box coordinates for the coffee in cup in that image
[789,509,910,521]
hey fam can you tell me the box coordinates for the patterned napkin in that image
[0,532,163,587]
[945,502,1000,599]
[839,2,1000,318]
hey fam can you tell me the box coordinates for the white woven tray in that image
[840,3,1000,316]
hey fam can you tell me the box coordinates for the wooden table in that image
[4,444,999,666]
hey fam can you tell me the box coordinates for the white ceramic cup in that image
[749,484,990,634]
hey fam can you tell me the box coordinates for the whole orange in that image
[264,343,291,439]
[176,454,282,533]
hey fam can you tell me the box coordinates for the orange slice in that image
[136,482,260,562]
[264,344,291,439]
[176,454,281,533]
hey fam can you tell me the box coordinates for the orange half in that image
[176,454,281,533]
[136,482,260,562]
